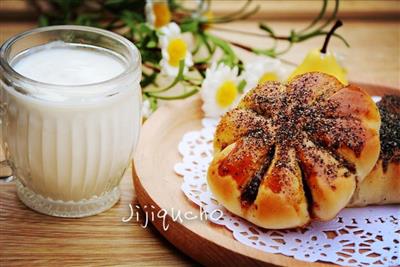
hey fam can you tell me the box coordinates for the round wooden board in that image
[133,83,399,267]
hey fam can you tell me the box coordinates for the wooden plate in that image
[133,83,399,267]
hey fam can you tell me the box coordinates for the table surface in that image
[1,15,399,267]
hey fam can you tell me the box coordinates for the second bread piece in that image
[348,95,400,207]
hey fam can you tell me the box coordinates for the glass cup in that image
[0,26,142,217]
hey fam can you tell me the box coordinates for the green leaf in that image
[121,10,145,26]
[141,72,158,88]
[38,15,49,27]
[180,19,199,33]
[237,79,247,93]
[139,23,153,34]
[146,40,158,48]
[252,48,276,57]
[259,23,275,36]
[206,33,236,66]
[149,96,158,111]
[141,49,162,65]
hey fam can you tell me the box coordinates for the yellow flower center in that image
[153,3,171,28]
[167,38,187,67]
[258,72,279,84]
[216,80,238,108]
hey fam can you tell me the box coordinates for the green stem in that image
[144,60,185,93]
[148,88,199,100]
[299,0,328,33]
[313,0,340,33]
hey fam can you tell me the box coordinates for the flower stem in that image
[212,26,289,41]
[221,39,298,66]
[148,88,199,100]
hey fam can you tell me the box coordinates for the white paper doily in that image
[174,118,400,267]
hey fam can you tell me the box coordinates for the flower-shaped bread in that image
[207,72,381,229]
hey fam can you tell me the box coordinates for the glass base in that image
[15,180,121,218]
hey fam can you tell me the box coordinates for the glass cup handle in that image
[0,103,13,181]
[0,160,13,181]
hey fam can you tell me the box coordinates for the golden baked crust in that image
[207,72,381,229]
[348,95,400,207]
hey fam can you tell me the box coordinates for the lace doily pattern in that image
[175,118,400,267]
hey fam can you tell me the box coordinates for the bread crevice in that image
[305,133,356,177]
[297,153,314,218]
[240,144,275,207]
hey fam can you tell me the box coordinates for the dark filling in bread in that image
[377,95,400,172]
[240,145,275,206]
[298,158,315,215]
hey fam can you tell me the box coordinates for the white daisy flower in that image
[201,63,240,118]
[242,57,288,93]
[159,22,193,77]
[145,0,171,29]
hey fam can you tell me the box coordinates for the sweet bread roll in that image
[208,72,381,229]
[348,95,400,207]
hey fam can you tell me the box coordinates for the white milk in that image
[2,42,141,202]
[13,41,126,85]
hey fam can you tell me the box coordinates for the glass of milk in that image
[0,26,142,217]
